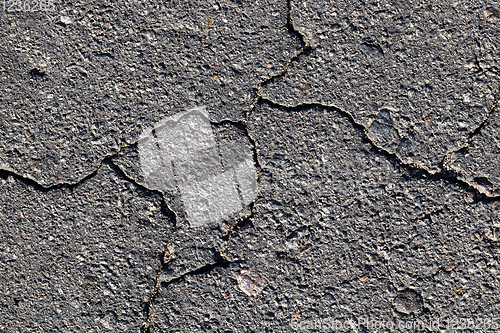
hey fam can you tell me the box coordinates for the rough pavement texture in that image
[262,0,500,173]
[450,90,500,196]
[0,0,300,186]
[149,104,500,332]
[113,120,256,284]
[0,162,173,332]
[1,0,500,333]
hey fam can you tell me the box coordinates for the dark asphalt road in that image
[1,1,500,332]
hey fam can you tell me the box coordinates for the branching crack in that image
[138,118,262,333]
[441,87,500,188]
[104,160,177,333]
[250,0,500,201]
[138,212,251,333]
[248,0,500,200]
[0,142,136,189]
[1,1,499,332]
[247,0,311,118]
[257,96,500,202]
[141,257,241,332]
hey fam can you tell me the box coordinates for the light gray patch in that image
[138,107,256,227]
[138,129,175,192]
[179,168,243,228]
[234,158,258,206]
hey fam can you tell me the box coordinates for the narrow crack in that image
[137,16,307,329]
[138,117,263,332]
[0,158,105,190]
[0,142,136,189]
[257,96,500,202]
[130,5,303,325]
[467,87,500,146]
[442,87,500,182]
[138,218,248,333]
[141,257,241,332]
[251,0,500,200]
[107,159,178,333]
[137,202,254,333]
[247,0,310,117]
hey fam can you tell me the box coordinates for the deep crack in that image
[107,159,178,333]
[249,0,500,200]
[0,142,134,189]
[138,111,264,333]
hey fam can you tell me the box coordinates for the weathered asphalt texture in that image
[0,0,300,186]
[150,104,500,332]
[263,0,500,176]
[0,162,174,332]
[1,0,500,332]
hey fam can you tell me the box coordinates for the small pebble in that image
[60,16,72,25]
[145,30,155,41]
[237,266,265,296]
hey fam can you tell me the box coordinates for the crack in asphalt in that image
[0,141,134,189]
[0,127,259,333]
[106,159,177,333]
[142,258,242,333]
[1,0,494,198]
[247,0,311,117]
[1,1,500,332]
[447,87,500,149]
[0,107,261,333]
[0,157,106,190]
[249,0,500,200]
[138,188,257,333]
[249,0,500,199]
[442,87,500,181]
[108,118,262,333]
[257,86,500,200]
[257,96,500,202]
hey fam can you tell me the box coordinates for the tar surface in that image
[1,1,500,332]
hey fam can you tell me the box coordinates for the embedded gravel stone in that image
[393,289,424,315]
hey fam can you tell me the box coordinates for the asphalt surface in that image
[1,0,500,332]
